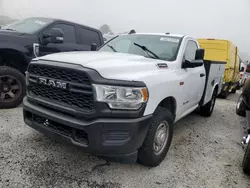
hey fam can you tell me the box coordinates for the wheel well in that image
[0,49,27,74]
[158,97,176,117]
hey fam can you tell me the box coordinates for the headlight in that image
[93,84,148,110]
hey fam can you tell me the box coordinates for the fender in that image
[199,81,219,107]
[0,43,32,73]
[0,43,29,54]
[211,84,219,98]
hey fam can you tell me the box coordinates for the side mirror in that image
[91,43,97,51]
[182,49,204,68]
[182,59,203,68]
[195,48,205,60]
[42,28,64,45]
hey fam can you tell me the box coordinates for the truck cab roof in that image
[29,17,100,32]
[124,33,185,38]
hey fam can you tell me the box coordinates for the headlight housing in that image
[93,84,148,110]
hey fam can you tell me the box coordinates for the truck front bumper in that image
[23,97,152,162]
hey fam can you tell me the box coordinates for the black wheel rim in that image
[0,75,22,103]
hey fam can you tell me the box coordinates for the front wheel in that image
[0,66,26,109]
[243,142,250,174]
[200,89,217,117]
[138,107,174,167]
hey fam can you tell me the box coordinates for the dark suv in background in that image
[0,17,104,109]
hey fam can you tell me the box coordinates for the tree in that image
[99,24,112,34]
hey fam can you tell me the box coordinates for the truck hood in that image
[0,29,34,45]
[38,51,173,81]
[0,29,25,36]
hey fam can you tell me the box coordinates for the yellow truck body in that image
[197,39,240,98]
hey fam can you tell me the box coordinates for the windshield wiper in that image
[3,28,17,31]
[107,44,117,52]
[133,43,159,59]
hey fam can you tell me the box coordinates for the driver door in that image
[180,40,206,114]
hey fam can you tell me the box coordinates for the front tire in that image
[243,142,250,175]
[0,66,26,109]
[138,107,174,167]
[200,89,217,117]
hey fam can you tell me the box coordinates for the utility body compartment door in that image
[200,60,226,106]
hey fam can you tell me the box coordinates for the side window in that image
[49,23,76,43]
[79,27,101,46]
[184,40,198,61]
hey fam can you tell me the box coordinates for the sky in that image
[1,0,250,58]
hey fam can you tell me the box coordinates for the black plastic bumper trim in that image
[23,97,152,158]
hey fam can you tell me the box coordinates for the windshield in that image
[98,34,182,61]
[1,17,54,34]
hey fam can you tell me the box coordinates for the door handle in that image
[200,73,205,77]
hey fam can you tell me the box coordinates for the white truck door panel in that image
[187,66,206,105]
[179,40,206,116]
[179,66,205,114]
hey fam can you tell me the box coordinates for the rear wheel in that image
[232,83,240,93]
[243,142,250,175]
[138,107,174,167]
[200,89,217,117]
[0,66,26,109]
[219,89,229,99]
[231,88,237,93]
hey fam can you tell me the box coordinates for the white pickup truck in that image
[23,33,226,167]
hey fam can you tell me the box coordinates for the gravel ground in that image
[1,92,250,188]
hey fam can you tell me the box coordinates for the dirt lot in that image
[1,92,250,188]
